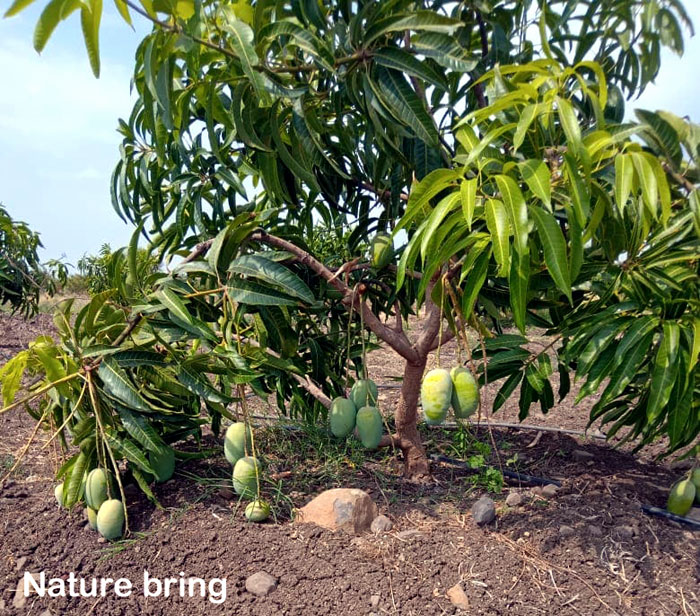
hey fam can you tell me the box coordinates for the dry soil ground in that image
[0,312,698,616]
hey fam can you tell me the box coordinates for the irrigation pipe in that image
[641,505,700,530]
[432,454,562,487]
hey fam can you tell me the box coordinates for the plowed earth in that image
[0,313,698,616]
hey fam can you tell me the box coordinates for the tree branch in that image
[250,231,420,363]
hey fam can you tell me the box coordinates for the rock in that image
[588,525,603,537]
[541,484,559,498]
[40,611,52,616]
[295,488,377,534]
[371,515,393,534]
[505,492,523,507]
[471,496,496,525]
[447,582,470,610]
[370,594,380,608]
[572,449,595,462]
[15,556,27,571]
[395,529,424,541]
[614,525,635,540]
[559,525,575,538]
[13,572,41,609]
[245,572,277,597]
[686,507,700,522]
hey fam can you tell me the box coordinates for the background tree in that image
[1,0,697,505]
[0,203,67,317]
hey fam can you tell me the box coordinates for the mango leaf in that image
[556,97,582,153]
[493,371,523,413]
[518,160,551,210]
[104,429,155,474]
[363,11,460,45]
[98,356,153,412]
[646,322,680,422]
[397,169,460,232]
[460,178,477,229]
[529,206,572,303]
[485,199,510,277]
[509,247,529,333]
[495,175,528,254]
[631,152,659,217]
[373,47,447,89]
[63,451,88,508]
[80,0,102,77]
[373,67,438,146]
[34,0,81,53]
[614,153,634,214]
[117,406,167,454]
[228,255,314,303]
[0,351,28,406]
[179,366,233,404]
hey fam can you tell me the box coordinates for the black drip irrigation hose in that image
[431,454,562,487]
[641,505,700,530]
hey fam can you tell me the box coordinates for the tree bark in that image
[393,358,430,478]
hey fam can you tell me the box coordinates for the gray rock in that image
[572,449,595,462]
[471,496,496,525]
[371,514,393,534]
[614,525,635,540]
[559,525,575,538]
[13,572,41,609]
[15,556,27,572]
[295,488,377,534]
[505,492,523,507]
[245,571,278,597]
[447,582,470,610]
[541,484,559,498]
[370,594,380,608]
[395,529,424,541]
[686,507,700,522]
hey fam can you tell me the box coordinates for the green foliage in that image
[0,203,67,317]
[2,0,699,489]
[77,243,160,300]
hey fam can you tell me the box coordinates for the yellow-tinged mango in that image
[330,397,357,438]
[450,366,479,419]
[245,499,271,522]
[690,468,700,504]
[96,499,124,540]
[54,483,64,507]
[233,456,261,498]
[356,406,383,449]
[86,507,98,530]
[224,422,253,466]
[85,468,110,510]
[421,368,452,425]
[667,479,696,516]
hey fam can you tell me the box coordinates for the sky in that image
[1,4,700,267]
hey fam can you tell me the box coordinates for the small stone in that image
[559,525,575,538]
[97,537,106,544]
[396,529,424,541]
[541,484,559,498]
[572,449,595,462]
[505,492,523,507]
[371,514,393,534]
[614,525,635,540]
[40,610,52,616]
[15,556,27,571]
[370,594,380,608]
[295,488,377,534]
[14,572,41,609]
[245,572,278,597]
[588,525,603,537]
[447,582,470,610]
[686,507,700,522]
[471,496,496,526]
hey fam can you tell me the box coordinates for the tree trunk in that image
[394,358,430,478]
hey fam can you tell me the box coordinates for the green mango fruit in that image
[371,233,394,269]
[350,379,378,408]
[421,368,453,425]
[86,507,98,530]
[691,468,700,504]
[54,483,64,507]
[233,456,262,498]
[450,366,479,419]
[667,479,696,516]
[224,422,253,466]
[356,406,383,449]
[96,499,125,540]
[245,499,271,522]
[330,397,357,438]
[85,468,110,510]
[148,447,175,483]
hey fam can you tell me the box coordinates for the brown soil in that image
[1,313,699,616]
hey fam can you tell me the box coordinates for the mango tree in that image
[1,0,698,513]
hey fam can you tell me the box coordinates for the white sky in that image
[1,4,699,265]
